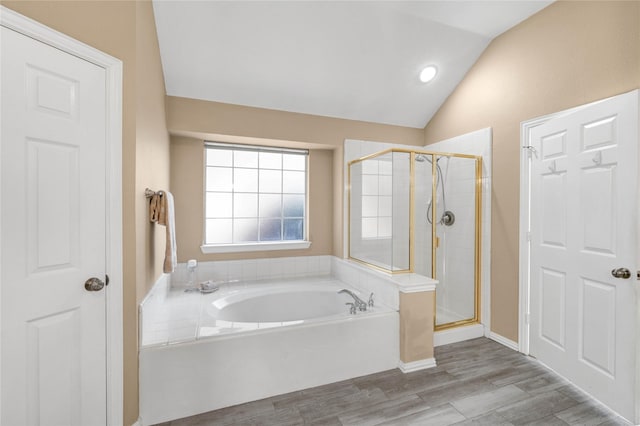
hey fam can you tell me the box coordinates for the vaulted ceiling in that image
[153,1,552,129]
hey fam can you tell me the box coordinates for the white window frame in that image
[201,142,311,254]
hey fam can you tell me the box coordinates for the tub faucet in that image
[339,289,367,311]
[186,259,198,287]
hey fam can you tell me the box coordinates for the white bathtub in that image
[139,277,399,424]
[211,285,348,322]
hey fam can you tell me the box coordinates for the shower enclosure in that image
[349,149,482,330]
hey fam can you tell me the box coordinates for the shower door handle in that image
[611,268,631,279]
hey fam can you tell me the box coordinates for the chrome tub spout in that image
[338,289,367,311]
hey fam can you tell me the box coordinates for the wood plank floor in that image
[154,338,628,425]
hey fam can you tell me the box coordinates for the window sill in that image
[200,241,312,254]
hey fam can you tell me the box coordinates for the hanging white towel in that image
[150,190,178,273]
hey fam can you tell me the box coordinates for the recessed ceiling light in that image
[419,66,437,83]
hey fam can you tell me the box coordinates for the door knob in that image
[611,268,631,279]
[84,277,105,291]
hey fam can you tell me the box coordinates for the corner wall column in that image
[397,278,437,372]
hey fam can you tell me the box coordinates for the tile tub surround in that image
[330,256,437,310]
[169,255,333,287]
[141,256,437,348]
[140,275,391,348]
[140,255,332,347]
[331,256,438,372]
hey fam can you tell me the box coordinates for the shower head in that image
[415,154,444,163]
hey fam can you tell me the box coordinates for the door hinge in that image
[526,231,531,242]
[522,145,538,159]
[105,274,110,286]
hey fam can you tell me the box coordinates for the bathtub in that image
[139,276,399,425]
[210,284,354,323]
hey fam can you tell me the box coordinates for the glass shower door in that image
[433,155,479,327]
[413,152,480,328]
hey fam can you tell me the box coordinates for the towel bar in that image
[145,188,164,198]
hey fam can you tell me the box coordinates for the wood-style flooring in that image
[155,337,628,425]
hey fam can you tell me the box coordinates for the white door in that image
[1,27,108,425]
[529,91,638,421]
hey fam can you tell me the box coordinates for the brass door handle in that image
[84,277,105,291]
[611,268,631,279]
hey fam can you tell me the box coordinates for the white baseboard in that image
[131,417,143,426]
[434,323,484,347]
[488,332,519,351]
[398,358,437,373]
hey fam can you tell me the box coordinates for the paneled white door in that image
[529,91,638,422]
[1,27,108,425]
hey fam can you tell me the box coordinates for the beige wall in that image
[399,292,435,363]
[134,3,170,423]
[1,1,170,424]
[167,96,425,149]
[424,1,640,342]
[167,96,425,260]
[135,1,171,300]
[133,3,171,422]
[171,136,334,261]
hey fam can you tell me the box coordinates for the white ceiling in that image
[153,1,552,129]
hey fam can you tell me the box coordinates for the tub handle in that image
[368,293,375,308]
[345,302,357,315]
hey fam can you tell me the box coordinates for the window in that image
[203,142,309,252]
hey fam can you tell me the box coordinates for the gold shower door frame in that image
[348,148,483,331]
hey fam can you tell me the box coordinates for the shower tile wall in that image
[414,158,432,277]
[391,153,410,270]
